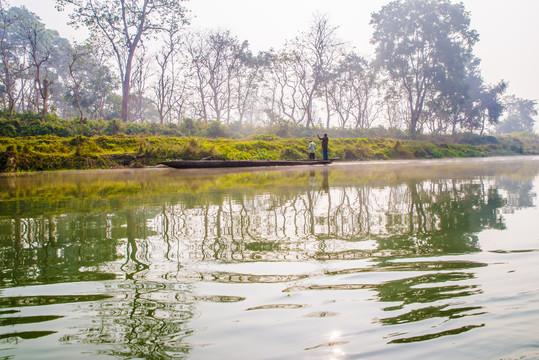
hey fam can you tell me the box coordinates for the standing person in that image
[318,133,329,161]
[308,140,316,160]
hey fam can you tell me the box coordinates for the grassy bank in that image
[1,132,538,172]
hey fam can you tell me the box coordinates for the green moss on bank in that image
[1,133,538,172]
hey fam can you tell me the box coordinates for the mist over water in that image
[1,156,539,359]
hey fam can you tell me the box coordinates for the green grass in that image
[1,133,538,172]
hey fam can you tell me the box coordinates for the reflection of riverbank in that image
[1,158,531,285]
[2,156,539,203]
[1,157,539,359]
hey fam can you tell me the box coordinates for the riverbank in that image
[1,132,538,172]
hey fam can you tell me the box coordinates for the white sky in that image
[8,0,539,108]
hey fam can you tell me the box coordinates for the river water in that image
[1,156,539,359]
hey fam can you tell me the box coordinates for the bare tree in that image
[206,30,239,124]
[65,37,119,120]
[66,43,90,121]
[170,76,189,123]
[263,51,306,126]
[232,50,269,124]
[184,31,210,121]
[381,85,410,130]
[326,54,377,129]
[0,1,25,116]
[130,48,153,122]
[23,17,66,121]
[25,25,50,117]
[56,0,188,122]
[152,23,183,124]
[184,30,240,124]
[90,44,118,120]
[281,13,343,128]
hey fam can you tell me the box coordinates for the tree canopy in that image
[371,0,491,137]
[55,0,188,122]
[0,1,534,136]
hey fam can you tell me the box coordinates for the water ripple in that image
[388,323,485,343]
[246,304,306,311]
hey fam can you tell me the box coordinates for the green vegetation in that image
[1,2,536,141]
[1,123,538,172]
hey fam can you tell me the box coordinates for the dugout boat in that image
[161,159,333,169]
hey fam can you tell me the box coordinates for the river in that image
[1,156,539,359]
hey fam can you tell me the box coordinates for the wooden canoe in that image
[161,159,333,169]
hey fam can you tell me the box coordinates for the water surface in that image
[1,157,539,359]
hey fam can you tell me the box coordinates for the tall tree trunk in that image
[40,79,50,122]
[324,88,331,129]
[306,91,315,129]
[119,0,147,123]
[121,75,130,123]
[2,57,15,117]
[409,109,419,139]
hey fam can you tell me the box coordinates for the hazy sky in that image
[9,0,539,106]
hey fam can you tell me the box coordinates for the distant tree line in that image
[0,0,536,137]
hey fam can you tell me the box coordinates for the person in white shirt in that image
[308,140,316,160]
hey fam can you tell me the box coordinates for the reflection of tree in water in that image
[378,179,506,255]
[149,173,510,262]
[122,209,150,278]
[1,166,537,355]
[84,209,194,359]
[0,212,118,286]
[498,178,535,210]
[353,178,506,343]
[139,172,512,346]
[73,280,195,360]
[2,167,531,267]
[0,207,195,359]
[377,271,480,310]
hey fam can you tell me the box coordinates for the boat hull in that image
[161,159,332,169]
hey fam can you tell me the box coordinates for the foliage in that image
[496,96,538,134]
[1,131,538,172]
[55,0,188,123]
[0,112,411,139]
[371,0,480,137]
[1,4,534,138]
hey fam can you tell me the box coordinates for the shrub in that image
[279,146,304,159]
[0,122,16,137]
[105,119,122,135]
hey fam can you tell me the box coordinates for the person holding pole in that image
[318,133,329,161]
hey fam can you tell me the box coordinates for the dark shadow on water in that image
[0,294,112,308]
[388,323,485,343]
[0,330,57,340]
